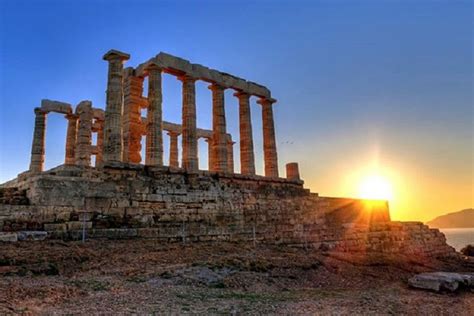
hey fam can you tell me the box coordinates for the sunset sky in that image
[0,0,472,222]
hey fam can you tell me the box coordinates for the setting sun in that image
[357,174,394,201]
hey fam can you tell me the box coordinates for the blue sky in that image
[0,0,472,221]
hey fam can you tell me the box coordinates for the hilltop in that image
[426,208,474,228]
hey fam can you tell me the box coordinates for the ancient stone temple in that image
[0,50,456,260]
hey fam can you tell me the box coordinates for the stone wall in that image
[0,164,454,259]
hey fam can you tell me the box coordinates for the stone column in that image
[75,101,93,166]
[168,131,180,168]
[64,114,78,165]
[209,83,228,172]
[145,65,163,166]
[29,108,47,173]
[95,118,104,165]
[180,75,198,171]
[122,68,144,164]
[258,98,279,177]
[102,50,130,163]
[205,137,214,171]
[226,137,235,173]
[235,92,255,175]
[286,162,300,181]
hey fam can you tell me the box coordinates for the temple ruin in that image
[0,50,456,260]
[29,50,283,179]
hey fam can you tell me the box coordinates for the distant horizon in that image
[1,0,472,223]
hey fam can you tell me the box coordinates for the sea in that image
[440,228,474,251]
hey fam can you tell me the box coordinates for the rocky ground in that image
[0,240,473,315]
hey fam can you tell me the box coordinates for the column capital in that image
[103,49,130,62]
[34,107,46,115]
[233,91,250,99]
[65,113,78,120]
[167,130,181,137]
[208,83,226,92]
[178,74,197,83]
[257,97,277,106]
[145,63,163,73]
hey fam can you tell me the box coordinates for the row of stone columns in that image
[101,50,279,177]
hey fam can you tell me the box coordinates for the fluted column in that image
[235,92,255,175]
[209,83,228,172]
[102,50,130,163]
[205,137,214,171]
[123,68,144,163]
[226,137,235,173]
[258,98,279,177]
[29,108,47,173]
[180,75,198,171]
[95,118,104,165]
[75,101,93,167]
[145,65,163,166]
[168,131,179,168]
[64,114,78,165]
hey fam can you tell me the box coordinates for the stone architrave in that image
[179,75,198,172]
[64,114,78,165]
[29,108,47,173]
[145,65,163,166]
[235,91,255,175]
[102,50,130,163]
[75,101,93,166]
[209,83,228,172]
[258,98,279,177]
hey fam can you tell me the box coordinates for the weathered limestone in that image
[92,111,105,165]
[235,92,255,175]
[41,99,72,114]
[122,68,144,164]
[210,84,228,172]
[29,108,47,173]
[180,75,198,172]
[168,131,180,168]
[25,50,287,179]
[64,114,78,165]
[205,137,214,171]
[145,65,164,166]
[75,101,93,166]
[227,137,235,173]
[102,50,130,163]
[136,52,271,98]
[286,163,300,181]
[258,98,279,177]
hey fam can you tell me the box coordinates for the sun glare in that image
[357,174,394,201]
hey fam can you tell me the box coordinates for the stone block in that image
[67,221,93,231]
[0,232,18,242]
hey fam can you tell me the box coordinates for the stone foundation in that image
[0,165,455,259]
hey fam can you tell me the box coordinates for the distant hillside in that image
[426,208,474,228]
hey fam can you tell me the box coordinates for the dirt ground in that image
[0,240,473,315]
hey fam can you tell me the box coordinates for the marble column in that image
[209,83,228,172]
[64,114,78,165]
[29,108,47,173]
[122,67,144,164]
[258,98,279,177]
[102,50,130,163]
[168,131,180,168]
[235,92,255,175]
[205,137,214,171]
[226,137,235,173]
[75,101,93,167]
[180,75,198,171]
[145,65,163,166]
